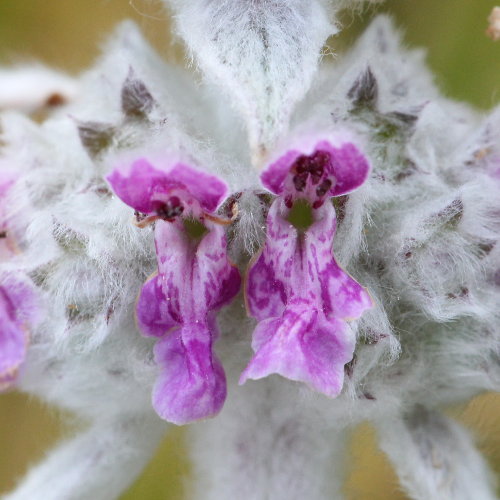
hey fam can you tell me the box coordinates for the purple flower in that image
[240,134,372,397]
[0,274,40,390]
[107,158,240,424]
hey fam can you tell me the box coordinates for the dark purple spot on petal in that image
[290,150,331,191]
[293,172,308,192]
[153,196,184,221]
[316,179,332,198]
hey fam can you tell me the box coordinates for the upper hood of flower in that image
[107,157,228,218]
[261,131,371,206]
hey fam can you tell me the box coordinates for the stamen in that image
[293,172,308,191]
[155,196,185,221]
[316,178,332,197]
[134,214,159,228]
[310,151,330,184]
[204,212,233,226]
[290,150,331,191]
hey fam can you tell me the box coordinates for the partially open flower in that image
[107,159,241,424]
[241,133,372,396]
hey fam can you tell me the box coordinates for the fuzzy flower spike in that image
[240,133,373,397]
[107,158,241,425]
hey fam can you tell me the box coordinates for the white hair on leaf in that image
[0,10,499,499]
[162,0,335,164]
[376,407,498,500]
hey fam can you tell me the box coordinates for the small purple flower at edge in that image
[240,132,373,397]
[1,173,41,390]
[0,274,40,391]
[107,158,241,425]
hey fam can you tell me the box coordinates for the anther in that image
[155,196,185,221]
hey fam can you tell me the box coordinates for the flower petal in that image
[107,158,180,213]
[152,222,240,325]
[194,223,241,311]
[0,171,16,198]
[136,274,179,337]
[0,275,40,390]
[240,307,354,398]
[0,306,27,390]
[107,158,227,214]
[318,141,371,197]
[152,321,226,425]
[168,164,228,213]
[261,149,302,195]
[306,204,373,319]
[261,133,370,198]
[245,204,294,321]
[138,220,240,423]
[320,259,373,319]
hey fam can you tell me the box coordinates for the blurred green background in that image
[0,1,499,499]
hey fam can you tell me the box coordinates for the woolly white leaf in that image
[5,416,167,500]
[164,0,334,164]
[376,408,498,500]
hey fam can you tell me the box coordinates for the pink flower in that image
[0,274,40,390]
[107,158,240,424]
[241,133,372,397]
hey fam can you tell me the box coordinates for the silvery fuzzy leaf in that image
[376,408,498,500]
[164,0,334,163]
